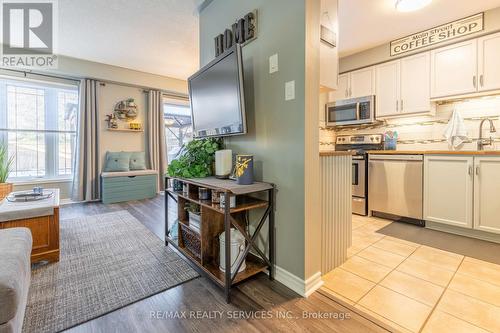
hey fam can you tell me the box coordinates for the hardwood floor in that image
[61,195,387,333]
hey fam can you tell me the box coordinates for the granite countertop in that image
[367,150,500,155]
[320,151,356,157]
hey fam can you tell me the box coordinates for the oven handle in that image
[356,102,361,121]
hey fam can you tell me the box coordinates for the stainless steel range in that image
[335,134,384,216]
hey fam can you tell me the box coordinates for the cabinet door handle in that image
[480,75,484,87]
[473,76,477,88]
[469,166,473,176]
[476,166,480,176]
[349,87,352,97]
[396,100,399,112]
[345,89,348,98]
[401,99,404,111]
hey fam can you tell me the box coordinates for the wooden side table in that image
[0,189,60,263]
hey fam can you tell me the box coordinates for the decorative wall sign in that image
[214,10,257,57]
[114,98,138,122]
[390,13,484,56]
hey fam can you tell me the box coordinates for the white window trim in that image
[0,78,78,180]
[9,176,72,185]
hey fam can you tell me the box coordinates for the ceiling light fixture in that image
[395,0,432,12]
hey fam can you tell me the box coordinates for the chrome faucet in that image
[477,118,497,150]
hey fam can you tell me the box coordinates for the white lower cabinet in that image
[424,155,474,228]
[473,157,500,234]
[424,155,500,234]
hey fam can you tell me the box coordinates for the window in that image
[0,77,79,180]
[163,100,193,163]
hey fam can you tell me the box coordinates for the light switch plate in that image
[285,80,295,101]
[269,54,278,74]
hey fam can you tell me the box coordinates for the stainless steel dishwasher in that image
[368,154,424,223]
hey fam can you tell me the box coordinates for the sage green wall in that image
[200,0,307,278]
[340,6,500,73]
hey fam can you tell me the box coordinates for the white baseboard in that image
[274,266,323,298]
[426,222,500,244]
[304,271,324,297]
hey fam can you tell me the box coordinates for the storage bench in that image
[101,170,158,204]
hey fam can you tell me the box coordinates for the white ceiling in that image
[339,0,500,57]
[58,0,202,80]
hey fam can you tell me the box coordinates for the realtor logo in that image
[1,0,58,68]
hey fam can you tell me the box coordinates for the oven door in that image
[352,156,366,198]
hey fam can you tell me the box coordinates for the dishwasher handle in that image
[369,154,423,161]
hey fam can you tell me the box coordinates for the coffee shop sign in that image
[390,13,484,56]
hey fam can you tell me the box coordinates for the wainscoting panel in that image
[320,155,352,273]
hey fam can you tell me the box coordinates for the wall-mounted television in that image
[188,44,246,138]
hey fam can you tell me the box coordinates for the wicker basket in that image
[180,223,201,259]
[0,183,12,200]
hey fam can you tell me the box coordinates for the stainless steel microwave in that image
[325,95,376,127]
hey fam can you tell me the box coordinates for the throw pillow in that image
[130,151,147,170]
[104,151,132,172]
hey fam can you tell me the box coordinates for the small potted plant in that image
[0,144,14,200]
[184,203,201,232]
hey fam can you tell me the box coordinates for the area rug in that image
[23,210,199,333]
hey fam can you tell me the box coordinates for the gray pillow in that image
[130,152,147,170]
[104,152,132,172]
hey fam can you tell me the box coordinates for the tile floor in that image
[321,215,500,333]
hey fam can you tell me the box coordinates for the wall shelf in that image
[106,128,144,133]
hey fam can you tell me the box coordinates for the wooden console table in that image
[165,177,275,303]
[0,189,60,263]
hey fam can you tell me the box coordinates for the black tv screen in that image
[188,44,246,138]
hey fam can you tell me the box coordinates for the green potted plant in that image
[0,144,14,200]
[168,138,223,179]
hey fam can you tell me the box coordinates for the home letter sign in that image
[390,13,483,56]
[214,11,257,57]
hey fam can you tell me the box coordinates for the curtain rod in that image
[0,67,189,99]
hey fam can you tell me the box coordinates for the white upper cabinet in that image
[329,73,349,101]
[473,157,500,234]
[424,155,474,229]
[478,32,500,92]
[400,52,431,114]
[430,39,478,98]
[349,68,375,98]
[375,60,400,118]
[329,68,375,101]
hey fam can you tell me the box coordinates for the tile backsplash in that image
[319,96,500,151]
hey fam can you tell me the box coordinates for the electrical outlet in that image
[285,80,295,101]
[269,54,278,74]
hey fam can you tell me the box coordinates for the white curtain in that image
[71,79,100,201]
[147,90,167,192]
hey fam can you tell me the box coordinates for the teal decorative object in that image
[104,152,132,172]
[101,173,157,204]
[130,152,146,170]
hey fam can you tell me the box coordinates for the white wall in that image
[98,83,148,170]
[340,7,500,73]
